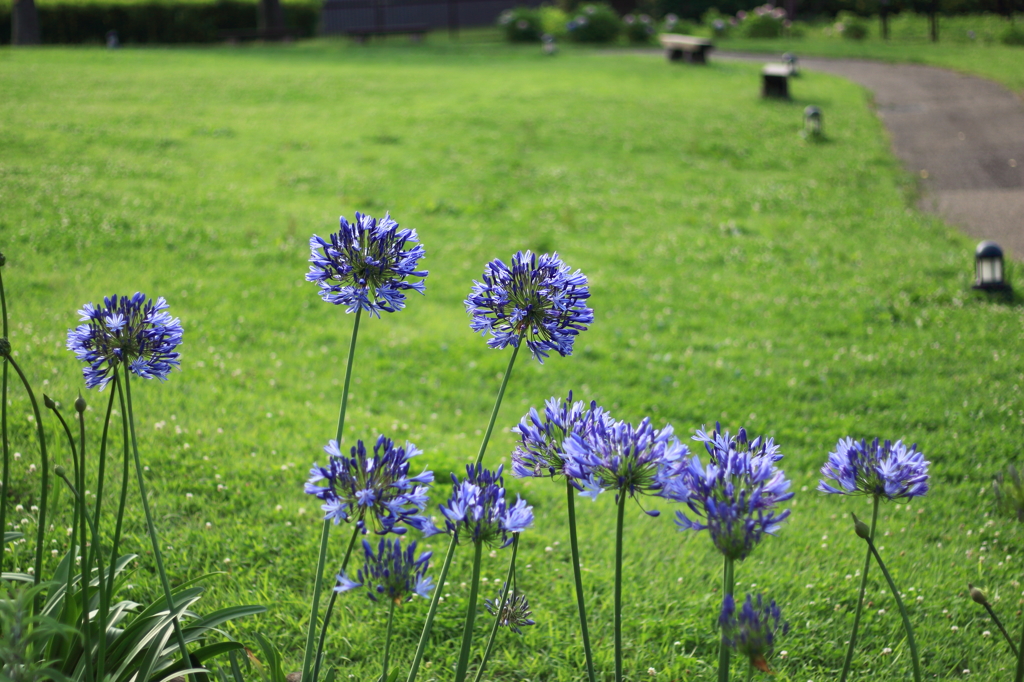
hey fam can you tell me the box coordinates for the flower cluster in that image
[336,538,434,604]
[304,435,433,534]
[818,437,929,500]
[485,587,536,634]
[306,212,427,317]
[465,251,592,362]
[511,392,613,479]
[664,425,792,561]
[563,417,688,505]
[66,293,183,390]
[720,593,789,670]
[426,465,533,546]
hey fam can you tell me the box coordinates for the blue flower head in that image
[485,587,536,635]
[304,435,434,535]
[66,293,183,390]
[664,425,792,561]
[306,212,427,318]
[720,593,789,671]
[465,251,593,363]
[818,437,929,500]
[424,464,533,547]
[335,537,434,604]
[511,392,614,479]
[562,417,688,508]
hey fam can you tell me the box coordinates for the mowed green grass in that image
[2,41,1023,680]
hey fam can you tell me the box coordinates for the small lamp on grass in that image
[782,52,798,76]
[973,240,1011,292]
[542,34,557,55]
[803,106,822,138]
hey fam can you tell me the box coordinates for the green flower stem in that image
[48,400,80,623]
[122,370,192,674]
[1015,610,1024,682]
[454,541,485,682]
[976,600,1018,658]
[78,401,108,682]
[302,308,362,682]
[90,385,118,567]
[839,495,880,682]
[718,556,736,682]
[473,535,519,682]
[0,265,9,578]
[474,341,521,467]
[76,409,95,682]
[864,536,921,682]
[381,599,397,682]
[406,337,523,682]
[312,525,362,682]
[614,491,627,682]
[5,353,49,601]
[406,537,457,682]
[106,372,131,601]
[745,658,754,682]
[54,468,98,682]
[566,479,597,682]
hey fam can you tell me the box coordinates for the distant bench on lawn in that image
[659,33,714,64]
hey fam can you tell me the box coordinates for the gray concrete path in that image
[717,52,1024,257]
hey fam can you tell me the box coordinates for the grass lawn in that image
[2,39,1023,680]
[713,13,1024,93]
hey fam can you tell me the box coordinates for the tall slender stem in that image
[312,525,362,682]
[981,601,1019,658]
[614,491,626,682]
[122,370,192,673]
[839,495,879,682]
[1015,609,1024,682]
[90,386,117,681]
[454,541,484,682]
[49,401,80,625]
[473,535,519,682]
[75,407,94,682]
[745,658,754,682]
[107,372,131,601]
[718,556,735,682]
[865,539,921,682]
[566,479,597,682]
[0,265,10,578]
[91,386,118,564]
[4,353,48,599]
[303,308,362,682]
[79,399,108,682]
[381,599,397,682]
[406,339,523,682]
[474,342,520,468]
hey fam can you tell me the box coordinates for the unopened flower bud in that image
[851,513,871,540]
[54,465,66,478]
[0,338,9,357]
[969,584,989,606]
[75,394,87,414]
[43,394,56,410]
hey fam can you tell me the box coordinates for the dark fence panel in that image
[321,0,541,34]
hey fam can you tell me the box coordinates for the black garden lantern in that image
[974,240,1011,291]
[803,106,822,137]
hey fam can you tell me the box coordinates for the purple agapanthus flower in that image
[511,392,614,480]
[306,212,427,317]
[422,464,533,547]
[818,437,929,500]
[304,435,433,535]
[663,425,792,561]
[562,417,688,508]
[485,587,536,634]
[465,251,593,362]
[720,593,789,671]
[66,293,183,390]
[335,537,434,604]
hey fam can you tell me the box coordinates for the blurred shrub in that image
[566,3,620,43]
[539,5,570,38]
[623,12,655,42]
[498,6,543,42]
[836,10,869,39]
[1000,22,1024,45]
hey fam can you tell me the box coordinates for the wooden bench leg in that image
[762,74,789,98]
[667,48,683,62]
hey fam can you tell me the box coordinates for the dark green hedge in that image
[0,1,319,44]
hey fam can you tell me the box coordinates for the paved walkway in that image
[716,52,1024,257]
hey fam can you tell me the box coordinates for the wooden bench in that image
[761,63,790,99]
[659,33,713,64]
[346,24,429,43]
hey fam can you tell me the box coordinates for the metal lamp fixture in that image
[974,240,1011,291]
[782,52,798,76]
[803,105,822,137]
